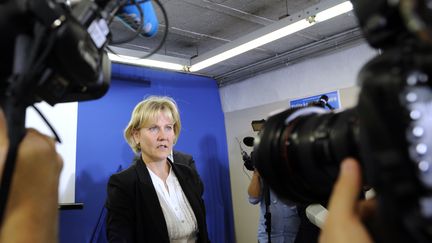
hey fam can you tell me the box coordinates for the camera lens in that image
[253,107,359,205]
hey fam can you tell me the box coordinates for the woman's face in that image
[133,111,175,163]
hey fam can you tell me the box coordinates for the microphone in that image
[243,136,254,147]
[117,0,159,37]
[319,95,329,105]
[236,137,254,171]
[242,151,254,171]
[316,95,335,110]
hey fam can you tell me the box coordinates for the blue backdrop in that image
[59,63,235,243]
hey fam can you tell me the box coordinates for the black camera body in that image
[253,0,432,242]
[0,0,111,107]
[0,0,115,225]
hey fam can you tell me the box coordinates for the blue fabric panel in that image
[59,64,235,243]
[90,165,122,243]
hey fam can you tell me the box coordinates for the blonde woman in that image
[105,96,209,243]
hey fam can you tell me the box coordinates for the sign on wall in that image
[290,90,341,110]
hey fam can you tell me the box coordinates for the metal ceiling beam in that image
[180,0,275,26]
[169,26,231,42]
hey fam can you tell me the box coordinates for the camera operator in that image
[0,108,63,243]
[319,158,376,243]
[248,168,300,243]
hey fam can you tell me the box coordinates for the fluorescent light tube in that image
[189,1,353,72]
[314,1,353,22]
[108,53,186,71]
[189,20,313,72]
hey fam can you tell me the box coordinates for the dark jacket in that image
[171,150,196,170]
[105,156,209,243]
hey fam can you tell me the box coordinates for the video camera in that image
[0,0,117,225]
[0,0,164,225]
[241,119,265,171]
[242,95,333,171]
[252,0,432,242]
[0,0,114,107]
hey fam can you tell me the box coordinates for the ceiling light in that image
[189,20,313,72]
[107,53,186,71]
[189,0,353,72]
[314,1,353,22]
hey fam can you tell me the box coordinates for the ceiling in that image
[108,0,364,87]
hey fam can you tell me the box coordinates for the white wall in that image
[221,42,377,243]
[219,43,377,113]
[26,102,78,204]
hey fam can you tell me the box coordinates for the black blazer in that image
[105,156,209,243]
[171,150,196,170]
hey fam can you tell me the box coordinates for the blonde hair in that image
[124,96,181,153]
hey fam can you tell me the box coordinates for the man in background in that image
[248,169,300,243]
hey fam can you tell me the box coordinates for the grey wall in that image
[221,42,376,243]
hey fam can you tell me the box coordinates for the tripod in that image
[263,182,272,243]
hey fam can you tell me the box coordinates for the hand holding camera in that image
[319,158,373,243]
[0,109,63,243]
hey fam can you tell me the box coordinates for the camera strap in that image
[0,101,26,226]
[0,21,52,226]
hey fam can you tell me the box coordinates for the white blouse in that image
[148,166,198,243]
